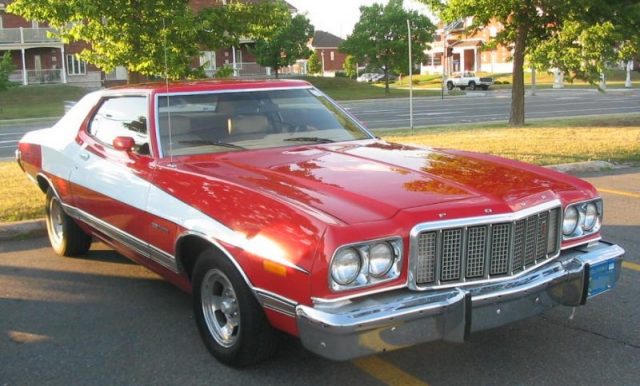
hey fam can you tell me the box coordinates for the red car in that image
[16,79,624,367]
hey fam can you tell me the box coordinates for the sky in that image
[286,0,433,39]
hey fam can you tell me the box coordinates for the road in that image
[1,169,639,385]
[342,88,640,131]
[1,88,639,160]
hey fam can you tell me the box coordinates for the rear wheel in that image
[481,85,489,90]
[469,81,477,91]
[45,188,92,256]
[192,249,279,367]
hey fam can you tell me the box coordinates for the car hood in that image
[173,140,585,224]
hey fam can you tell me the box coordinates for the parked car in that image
[447,72,494,90]
[357,73,377,82]
[16,79,624,367]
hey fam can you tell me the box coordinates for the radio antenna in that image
[163,18,174,165]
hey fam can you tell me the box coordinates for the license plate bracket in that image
[587,258,619,298]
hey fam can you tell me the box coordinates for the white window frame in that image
[66,54,87,76]
[330,51,335,61]
[199,51,217,70]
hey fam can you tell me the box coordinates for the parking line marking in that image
[623,261,640,272]
[597,188,640,199]
[353,356,429,386]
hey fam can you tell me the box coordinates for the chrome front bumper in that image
[296,241,624,361]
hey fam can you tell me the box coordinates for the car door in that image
[69,94,160,258]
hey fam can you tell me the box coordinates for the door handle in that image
[79,152,90,161]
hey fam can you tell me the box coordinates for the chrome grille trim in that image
[408,200,563,291]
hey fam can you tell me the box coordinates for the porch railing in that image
[0,28,61,45]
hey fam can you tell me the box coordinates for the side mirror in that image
[113,136,135,152]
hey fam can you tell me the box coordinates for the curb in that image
[0,161,628,242]
[0,219,46,241]
[545,160,621,174]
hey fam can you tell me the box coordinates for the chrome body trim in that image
[175,230,256,288]
[296,241,624,361]
[255,289,298,318]
[408,200,563,291]
[63,204,179,272]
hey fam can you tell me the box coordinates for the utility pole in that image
[407,19,414,132]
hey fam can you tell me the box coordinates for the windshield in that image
[156,88,371,157]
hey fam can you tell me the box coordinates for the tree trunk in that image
[509,23,528,126]
[274,68,279,79]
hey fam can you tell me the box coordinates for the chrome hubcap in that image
[201,269,240,348]
[48,197,64,244]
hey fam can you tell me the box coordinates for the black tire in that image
[481,85,489,90]
[192,249,279,367]
[45,188,92,257]
[460,86,466,90]
[446,82,454,90]
[469,81,476,91]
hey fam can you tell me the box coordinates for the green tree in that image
[196,1,290,51]
[0,52,16,92]
[340,0,435,94]
[422,0,640,126]
[254,14,314,78]
[8,0,200,80]
[343,55,358,79]
[307,52,322,74]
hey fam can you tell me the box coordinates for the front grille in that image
[413,206,561,286]
[480,77,493,82]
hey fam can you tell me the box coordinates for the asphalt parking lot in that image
[1,168,639,386]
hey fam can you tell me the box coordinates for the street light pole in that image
[442,28,446,100]
[407,19,414,132]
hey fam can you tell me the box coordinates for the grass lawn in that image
[391,69,640,89]
[0,84,88,120]
[382,114,640,165]
[0,162,44,222]
[2,114,638,223]
[303,76,463,99]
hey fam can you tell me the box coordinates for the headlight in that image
[329,238,402,292]
[369,242,394,277]
[330,248,361,285]
[563,199,603,240]
[583,202,598,231]
[563,206,579,235]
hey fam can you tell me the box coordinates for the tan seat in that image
[158,115,200,153]
[228,115,270,136]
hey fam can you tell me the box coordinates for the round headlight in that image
[583,202,598,231]
[563,206,579,235]
[369,242,395,277]
[331,248,361,285]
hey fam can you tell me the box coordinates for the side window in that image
[89,96,150,155]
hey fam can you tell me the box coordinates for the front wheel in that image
[45,188,92,256]
[469,81,477,91]
[193,250,279,367]
[446,82,454,91]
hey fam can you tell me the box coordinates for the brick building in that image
[0,1,104,87]
[421,18,513,75]
[306,30,347,76]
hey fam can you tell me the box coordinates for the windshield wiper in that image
[178,140,245,150]
[283,137,335,144]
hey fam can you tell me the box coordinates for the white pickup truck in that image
[446,72,494,91]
